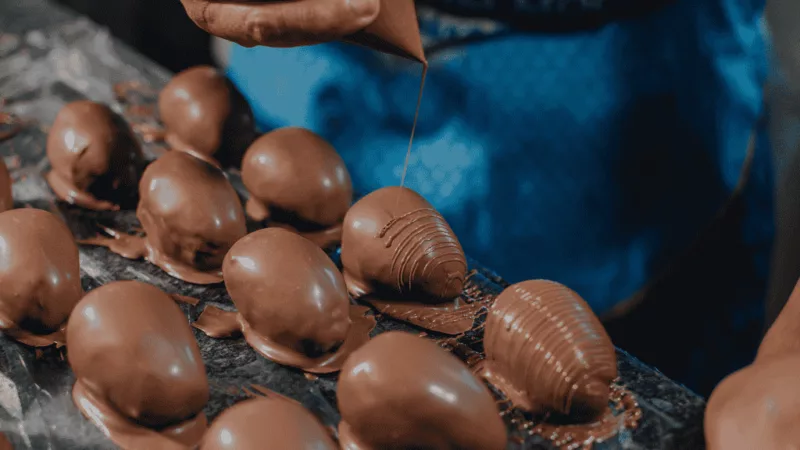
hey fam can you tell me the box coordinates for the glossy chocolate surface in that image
[137,150,247,284]
[67,281,208,448]
[242,127,352,247]
[158,65,256,168]
[223,228,373,373]
[705,355,800,450]
[483,280,617,420]
[0,209,82,345]
[341,186,466,304]
[338,331,506,450]
[200,397,337,450]
[345,0,426,63]
[46,101,144,210]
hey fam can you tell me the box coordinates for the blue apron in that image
[226,0,773,392]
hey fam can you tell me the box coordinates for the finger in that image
[183,0,381,48]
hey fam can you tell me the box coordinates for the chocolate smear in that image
[199,397,337,450]
[338,331,507,450]
[0,209,82,347]
[214,228,374,373]
[159,66,256,168]
[344,0,426,64]
[482,280,617,421]
[67,281,209,450]
[80,151,247,284]
[242,127,353,249]
[46,101,144,211]
[341,186,472,334]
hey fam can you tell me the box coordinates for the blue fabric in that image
[226,0,772,316]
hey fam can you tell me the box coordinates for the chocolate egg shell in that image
[46,101,144,210]
[200,397,337,450]
[241,127,352,230]
[0,209,82,336]
[483,280,617,420]
[158,65,256,168]
[67,281,208,428]
[137,151,247,284]
[337,332,507,450]
[705,355,800,450]
[223,228,353,371]
[341,186,467,303]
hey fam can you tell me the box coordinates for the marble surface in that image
[0,1,706,448]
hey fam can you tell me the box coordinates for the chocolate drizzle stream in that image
[67,281,209,450]
[342,187,472,334]
[200,397,337,450]
[46,101,144,211]
[337,331,507,450]
[0,209,82,347]
[241,127,353,249]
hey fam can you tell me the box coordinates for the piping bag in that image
[343,0,427,64]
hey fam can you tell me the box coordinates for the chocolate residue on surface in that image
[67,281,209,450]
[46,101,144,211]
[83,151,246,284]
[199,397,337,450]
[222,228,375,373]
[338,332,507,450]
[192,305,241,339]
[705,355,800,450]
[482,280,617,421]
[0,110,22,142]
[344,0,426,64]
[242,127,352,249]
[341,186,472,334]
[0,157,13,213]
[159,66,256,168]
[171,294,200,306]
[0,209,82,347]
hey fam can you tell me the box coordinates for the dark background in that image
[55,0,213,72]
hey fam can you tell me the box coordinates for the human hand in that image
[181,0,381,48]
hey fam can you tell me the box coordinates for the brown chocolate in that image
[341,186,471,334]
[200,397,337,450]
[705,355,800,450]
[0,209,82,347]
[158,66,256,168]
[46,101,144,211]
[0,432,11,450]
[137,151,247,284]
[338,331,507,450]
[345,0,426,64]
[242,127,352,248]
[222,228,374,373]
[67,281,208,449]
[482,280,617,421]
[0,157,12,213]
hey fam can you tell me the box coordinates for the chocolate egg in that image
[341,186,467,303]
[200,397,337,450]
[158,66,256,168]
[705,355,800,450]
[338,332,507,450]
[0,209,82,343]
[46,101,144,210]
[241,127,352,248]
[67,281,208,447]
[223,228,363,373]
[483,280,617,420]
[137,151,247,284]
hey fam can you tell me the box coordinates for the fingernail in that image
[347,0,379,20]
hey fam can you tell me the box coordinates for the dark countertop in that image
[0,1,706,449]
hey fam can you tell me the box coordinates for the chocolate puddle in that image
[365,298,483,336]
[193,304,375,374]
